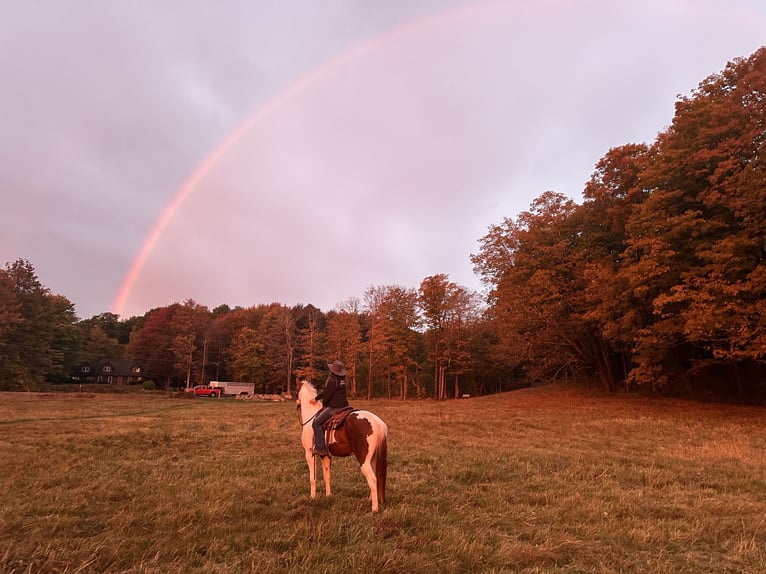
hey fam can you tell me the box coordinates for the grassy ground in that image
[1,385,765,573]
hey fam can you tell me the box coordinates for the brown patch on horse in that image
[328,413,373,464]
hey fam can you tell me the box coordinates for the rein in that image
[296,395,319,426]
[299,410,318,426]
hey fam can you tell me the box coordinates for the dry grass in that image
[1,385,765,573]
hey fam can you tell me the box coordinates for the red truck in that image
[185,385,220,398]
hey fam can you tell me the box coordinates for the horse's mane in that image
[297,379,317,398]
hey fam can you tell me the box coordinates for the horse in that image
[295,379,388,512]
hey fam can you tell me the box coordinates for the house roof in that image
[73,359,143,378]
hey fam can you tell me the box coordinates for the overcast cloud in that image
[1,0,764,318]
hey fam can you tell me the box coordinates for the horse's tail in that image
[375,422,388,505]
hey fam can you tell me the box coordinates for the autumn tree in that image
[471,218,526,379]
[127,307,176,387]
[293,304,325,384]
[460,313,513,395]
[472,48,766,398]
[377,285,419,399]
[417,274,480,398]
[260,304,295,394]
[229,326,267,390]
[166,299,210,388]
[473,191,626,392]
[575,143,652,391]
[621,46,766,393]
[363,286,388,399]
[472,194,581,384]
[205,306,254,383]
[440,284,482,399]
[418,274,449,398]
[325,298,363,397]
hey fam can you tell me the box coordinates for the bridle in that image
[296,396,319,426]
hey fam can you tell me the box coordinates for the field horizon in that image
[2,384,765,573]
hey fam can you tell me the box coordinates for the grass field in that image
[1,385,765,573]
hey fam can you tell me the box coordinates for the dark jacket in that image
[316,374,349,409]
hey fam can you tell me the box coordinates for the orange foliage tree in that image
[474,47,766,398]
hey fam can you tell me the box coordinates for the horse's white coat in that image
[296,380,388,512]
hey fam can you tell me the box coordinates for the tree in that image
[78,324,121,362]
[472,195,583,384]
[229,326,266,390]
[473,191,627,392]
[293,305,325,384]
[363,286,389,399]
[0,266,23,378]
[441,284,482,399]
[127,307,176,388]
[42,294,82,383]
[79,312,133,345]
[621,47,766,392]
[0,259,79,389]
[378,285,419,399]
[259,304,295,394]
[167,299,210,389]
[205,306,254,383]
[576,143,652,391]
[325,298,363,397]
[418,274,481,398]
[418,274,450,398]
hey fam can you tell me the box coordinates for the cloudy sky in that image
[1,0,764,319]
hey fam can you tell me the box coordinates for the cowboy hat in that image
[327,360,347,376]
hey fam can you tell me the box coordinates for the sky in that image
[1,0,764,320]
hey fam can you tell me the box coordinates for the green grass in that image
[1,386,765,573]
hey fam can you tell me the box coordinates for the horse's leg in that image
[321,455,332,497]
[305,449,317,499]
[359,454,379,512]
[320,429,333,497]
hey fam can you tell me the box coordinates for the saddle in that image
[321,406,356,431]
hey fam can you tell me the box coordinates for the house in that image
[71,359,144,385]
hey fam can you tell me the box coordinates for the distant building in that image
[71,359,144,385]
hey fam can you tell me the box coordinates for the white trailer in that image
[209,381,255,397]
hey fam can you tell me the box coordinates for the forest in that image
[1,47,764,402]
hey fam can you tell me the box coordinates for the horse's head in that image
[295,379,316,408]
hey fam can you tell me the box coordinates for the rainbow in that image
[110,3,485,317]
[110,0,765,317]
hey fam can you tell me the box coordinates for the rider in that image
[310,360,349,457]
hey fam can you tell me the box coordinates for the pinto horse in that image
[295,379,388,512]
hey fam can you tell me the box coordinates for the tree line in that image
[1,47,764,400]
[0,262,503,397]
[471,46,766,400]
